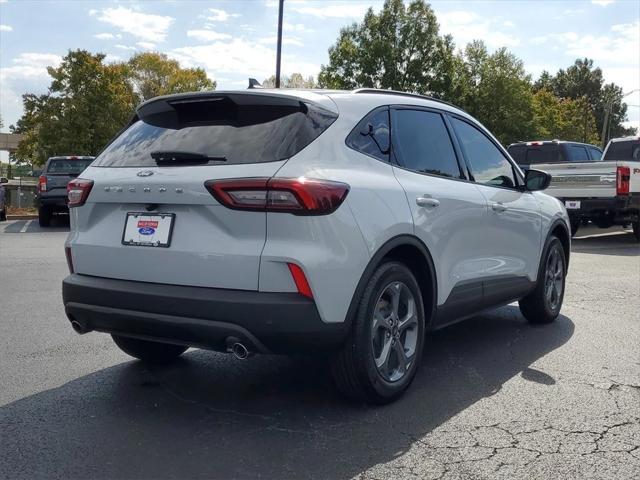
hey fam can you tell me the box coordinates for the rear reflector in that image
[205,177,350,215]
[67,178,94,207]
[616,166,630,195]
[287,263,313,299]
[65,246,74,273]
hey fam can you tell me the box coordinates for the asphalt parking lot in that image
[1,218,638,480]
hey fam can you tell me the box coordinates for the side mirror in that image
[0,177,9,184]
[524,169,551,191]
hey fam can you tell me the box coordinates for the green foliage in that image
[127,52,215,102]
[11,49,216,165]
[318,0,456,97]
[532,90,599,144]
[261,73,316,88]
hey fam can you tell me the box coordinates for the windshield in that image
[603,140,640,161]
[47,159,94,175]
[92,99,337,167]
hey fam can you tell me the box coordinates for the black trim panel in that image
[62,274,348,354]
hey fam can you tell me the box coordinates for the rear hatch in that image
[69,91,338,290]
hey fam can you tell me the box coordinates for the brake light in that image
[616,166,630,195]
[205,177,350,215]
[65,246,74,273]
[287,263,313,299]
[67,178,94,207]
[38,175,47,192]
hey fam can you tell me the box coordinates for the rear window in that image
[93,96,337,167]
[603,140,640,161]
[46,159,94,174]
[507,145,526,164]
[525,145,562,164]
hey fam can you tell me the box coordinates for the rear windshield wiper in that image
[150,151,227,166]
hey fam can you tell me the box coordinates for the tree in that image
[127,52,215,102]
[535,59,635,141]
[455,41,535,145]
[317,0,456,98]
[532,89,599,144]
[12,50,136,165]
[261,73,316,89]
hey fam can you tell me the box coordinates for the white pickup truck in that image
[517,137,640,240]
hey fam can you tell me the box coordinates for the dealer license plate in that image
[565,200,581,210]
[122,213,175,247]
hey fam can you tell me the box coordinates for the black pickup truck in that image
[37,156,94,226]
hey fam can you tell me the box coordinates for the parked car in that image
[36,156,94,226]
[0,176,8,221]
[514,136,639,239]
[506,140,602,169]
[62,89,571,403]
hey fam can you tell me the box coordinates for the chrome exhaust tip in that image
[232,342,250,360]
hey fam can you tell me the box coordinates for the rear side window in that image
[93,96,337,167]
[526,145,562,164]
[346,108,390,162]
[46,159,94,174]
[603,140,640,161]
[451,117,517,188]
[588,147,602,160]
[392,109,462,179]
[567,145,589,162]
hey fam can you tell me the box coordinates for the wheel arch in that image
[344,235,438,329]
[548,218,570,269]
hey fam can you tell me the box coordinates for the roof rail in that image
[352,88,464,111]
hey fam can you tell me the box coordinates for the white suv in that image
[62,89,570,403]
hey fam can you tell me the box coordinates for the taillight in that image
[67,178,94,207]
[38,175,47,192]
[287,263,313,299]
[205,177,350,215]
[616,166,630,195]
[65,246,74,273]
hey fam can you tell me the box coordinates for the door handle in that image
[416,197,440,208]
[491,202,508,212]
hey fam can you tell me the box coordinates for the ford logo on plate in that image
[138,227,155,235]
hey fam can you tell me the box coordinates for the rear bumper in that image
[562,194,640,222]
[62,274,348,354]
[38,193,68,208]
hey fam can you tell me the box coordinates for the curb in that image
[7,215,38,220]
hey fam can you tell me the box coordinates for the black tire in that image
[0,208,6,222]
[519,236,566,324]
[38,206,52,227]
[112,335,188,363]
[570,219,580,238]
[330,261,425,404]
[632,221,640,242]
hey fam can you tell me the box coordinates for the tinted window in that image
[93,98,337,167]
[588,146,602,161]
[46,159,94,174]
[507,145,526,164]
[567,145,589,162]
[346,108,390,162]
[451,118,517,188]
[526,145,562,164]
[603,140,640,161]
[393,110,461,178]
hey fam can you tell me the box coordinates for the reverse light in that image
[287,263,313,299]
[38,175,47,192]
[67,178,94,207]
[616,166,630,196]
[205,177,350,215]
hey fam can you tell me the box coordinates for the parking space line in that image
[19,220,33,233]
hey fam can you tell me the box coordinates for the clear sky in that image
[1,0,639,140]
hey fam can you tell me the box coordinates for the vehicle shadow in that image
[572,228,638,256]
[0,306,574,480]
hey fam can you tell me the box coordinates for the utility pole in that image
[275,0,284,88]
[601,89,640,149]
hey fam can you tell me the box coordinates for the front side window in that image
[451,117,517,188]
[346,108,390,162]
[392,109,462,179]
